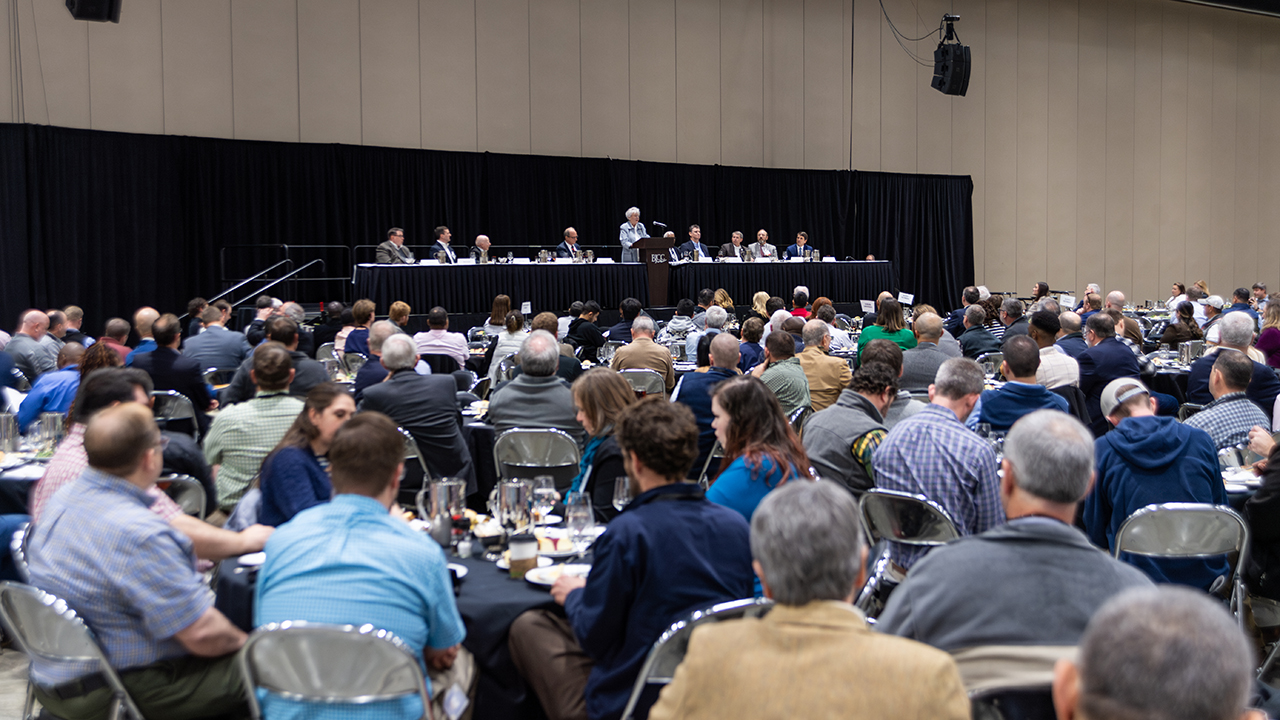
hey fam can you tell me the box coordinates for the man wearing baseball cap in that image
[1081,377,1228,591]
[1202,295,1226,344]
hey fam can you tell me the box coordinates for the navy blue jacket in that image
[1055,333,1089,360]
[676,240,711,259]
[958,325,1002,359]
[1085,415,1229,590]
[942,307,966,336]
[1225,303,1261,329]
[564,483,753,720]
[344,327,370,357]
[976,382,1070,431]
[605,321,633,344]
[352,357,389,404]
[783,243,816,258]
[259,445,331,527]
[1187,351,1280,424]
[1078,337,1141,434]
[675,367,738,477]
[738,341,764,373]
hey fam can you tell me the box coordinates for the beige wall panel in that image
[914,0,952,176]
[1157,6,1187,297]
[30,0,90,128]
[1208,14,1236,295]
[1129,0,1160,303]
[876,0,917,174]
[1232,18,1259,288]
[1103,0,1134,297]
[580,0,629,159]
[950,0,985,284]
[1016,0,1049,294]
[529,0,581,157]
[720,0,764,167]
[11,0,47,124]
[1182,7,1213,290]
[762,0,803,168]
[297,0,360,144]
[475,0,530,154]
[983,0,1016,292]
[1258,37,1280,288]
[0,0,9,123]
[162,0,233,139]
[1045,0,1078,293]
[675,0,720,165]
[803,0,846,169]
[629,0,676,162]
[88,0,163,133]
[850,0,881,170]
[1074,0,1106,293]
[360,0,421,149]
[842,0,852,170]
[420,0,478,152]
[231,0,299,143]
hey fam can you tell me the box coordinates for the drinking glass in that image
[566,503,595,555]
[975,423,992,439]
[531,476,557,523]
[981,361,995,379]
[612,477,632,512]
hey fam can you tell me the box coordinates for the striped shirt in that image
[204,391,304,510]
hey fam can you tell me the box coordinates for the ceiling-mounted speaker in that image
[66,0,121,23]
[931,42,970,96]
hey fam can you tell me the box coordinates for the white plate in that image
[238,552,266,567]
[525,563,592,586]
[496,555,554,570]
[535,514,563,525]
[447,563,468,579]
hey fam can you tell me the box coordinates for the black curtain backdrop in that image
[0,123,972,331]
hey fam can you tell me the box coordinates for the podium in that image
[632,235,675,306]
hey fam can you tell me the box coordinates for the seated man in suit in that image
[605,297,643,344]
[879,410,1152,692]
[182,305,252,375]
[487,331,586,448]
[676,224,711,260]
[783,231,816,259]
[221,316,328,405]
[1055,311,1089,360]
[375,227,414,264]
[901,312,950,393]
[428,225,457,264]
[718,230,750,260]
[1187,312,1280,424]
[750,228,778,260]
[943,286,980,336]
[648,479,968,720]
[353,320,396,404]
[131,313,218,436]
[1077,313,1142,434]
[555,227,583,258]
[508,312,583,386]
[958,305,1002,359]
[967,336,1070,431]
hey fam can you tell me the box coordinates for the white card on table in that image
[1061,294,1077,308]
[860,300,875,313]
[520,301,532,314]
[897,292,914,305]
[455,258,476,265]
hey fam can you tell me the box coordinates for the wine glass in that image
[531,476,557,524]
[612,477,632,512]
[566,502,595,555]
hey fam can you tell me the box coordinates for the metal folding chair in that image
[400,428,432,479]
[150,390,198,440]
[201,368,235,386]
[494,354,520,383]
[969,685,1056,720]
[493,428,581,491]
[1177,403,1205,422]
[0,582,144,720]
[619,597,773,720]
[854,489,961,618]
[157,474,207,520]
[341,352,369,376]
[315,342,337,362]
[618,368,666,398]
[697,441,726,489]
[9,523,30,583]
[238,621,430,720]
[787,405,813,436]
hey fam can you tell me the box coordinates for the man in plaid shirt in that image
[1184,350,1271,450]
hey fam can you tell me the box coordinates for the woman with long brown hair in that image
[484,294,512,336]
[1159,300,1204,347]
[258,381,356,526]
[855,298,917,364]
[568,368,638,522]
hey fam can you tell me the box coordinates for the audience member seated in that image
[258,382,355,527]
[1028,310,1080,389]
[124,306,160,365]
[182,304,252,374]
[1187,312,1280,422]
[352,320,396,403]
[40,309,68,352]
[333,307,357,354]
[1244,430,1280,600]
[61,305,93,347]
[803,362,895,494]
[27,403,252,720]
[488,310,530,386]
[795,320,851,412]
[558,301,582,341]
[311,301,346,350]
[1052,587,1259,720]
[967,336,1070,431]
[813,304,853,352]
[511,312,584,384]
[1078,313,1143,435]
[205,343,306,513]
[1225,286,1262,330]
[386,300,412,336]
[686,305,728,363]
[659,478,970,719]
[18,342,83,433]
[872,358,1003,571]
[713,289,740,333]
[900,312,949,393]
[279,301,316,357]
[690,288,715,330]
[1055,311,1089,360]
[857,299,917,364]
[343,298,375,357]
[861,339,927,429]
[99,316,133,363]
[656,299,697,345]
[31,368,271,560]
[1083,378,1227,590]
[566,300,607,363]
[610,316,674,392]
[221,316,328,406]
[788,288,811,319]
[412,306,469,368]
[1185,350,1271,449]
[255,412,473,719]
[1257,301,1280,368]
[5,309,57,382]
[673,333,741,478]
[508,397,754,720]
[359,334,475,482]
[488,331,586,448]
[1080,292,1103,323]
[751,330,810,417]
[878,410,1152,691]
[913,304,963,358]
[958,306,1002,359]
[943,286,981,336]
[606,297,643,343]
[1160,300,1204,347]
[1101,291,1143,346]
[131,313,218,436]
[568,368,638,523]
[737,317,765,372]
[999,298,1030,341]
[243,295,276,347]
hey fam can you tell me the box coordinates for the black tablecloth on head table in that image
[667,260,898,306]
[353,263,650,315]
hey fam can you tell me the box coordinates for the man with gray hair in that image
[279,301,315,357]
[878,411,1152,692]
[872,357,1003,570]
[958,305,1001,359]
[796,319,851,411]
[1188,312,1280,423]
[359,334,474,486]
[648,480,969,720]
[610,315,675,392]
[686,304,728,364]
[1052,587,1260,720]
[999,298,1030,340]
[487,330,585,447]
[1074,283,1101,312]
[352,320,398,403]
[1185,350,1272,449]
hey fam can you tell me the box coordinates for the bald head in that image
[84,403,161,481]
[20,310,49,340]
[913,312,943,342]
[475,235,491,250]
[1106,291,1126,310]
[1059,311,1082,334]
[56,342,85,369]
[134,307,159,339]
[709,332,741,369]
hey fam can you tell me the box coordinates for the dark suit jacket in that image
[375,240,414,264]
[958,326,1002,359]
[220,349,330,405]
[312,318,344,351]
[131,347,213,435]
[182,325,252,372]
[942,307,966,336]
[1187,350,1280,423]
[1001,316,1031,341]
[718,243,750,260]
[555,241,581,258]
[359,370,474,483]
[784,243,815,258]
[427,241,457,264]
[352,357,389,404]
[1055,333,1089,360]
[900,342,949,392]
[676,241,711,259]
[1078,337,1142,433]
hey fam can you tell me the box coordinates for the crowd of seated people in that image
[5,275,1280,720]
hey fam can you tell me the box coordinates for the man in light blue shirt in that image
[255,411,470,720]
[18,342,83,432]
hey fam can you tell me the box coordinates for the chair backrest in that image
[1050,384,1090,424]
[495,354,520,382]
[341,352,368,376]
[151,390,198,439]
[788,405,813,435]
[316,342,337,362]
[467,327,487,343]
[202,367,235,385]
[9,522,30,582]
[0,582,143,719]
[493,428,581,490]
[975,351,1004,369]
[1177,403,1205,422]
[619,598,773,720]
[1113,503,1248,561]
[859,488,961,546]
[697,441,726,489]
[321,358,343,380]
[158,474,207,520]
[970,686,1056,720]
[239,622,430,720]
[10,368,30,392]
[421,354,461,375]
[618,368,665,397]
[472,376,491,400]
[400,428,431,478]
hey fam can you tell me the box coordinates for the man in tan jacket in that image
[648,479,969,720]
[795,320,852,412]
[610,316,675,393]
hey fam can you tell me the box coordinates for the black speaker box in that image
[66,0,121,23]
[931,43,971,97]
